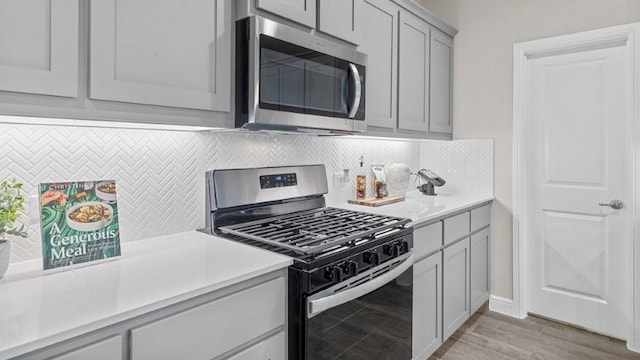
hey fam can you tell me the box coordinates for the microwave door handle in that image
[307,254,414,318]
[348,63,362,118]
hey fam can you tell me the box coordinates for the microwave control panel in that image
[260,173,298,189]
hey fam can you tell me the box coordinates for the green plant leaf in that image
[0,178,28,240]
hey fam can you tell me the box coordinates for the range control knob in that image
[401,241,410,253]
[384,244,401,257]
[348,261,358,275]
[325,266,342,283]
[363,252,379,266]
[339,262,351,275]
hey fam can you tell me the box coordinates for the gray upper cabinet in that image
[359,0,455,139]
[0,0,232,127]
[51,336,122,360]
[360,0,398,129]
[398,10,430,132]
[90,0,231,112]
[0,0,79,97]
[317,0,362,44]
[256,0,316,28]
[429,29,453,134]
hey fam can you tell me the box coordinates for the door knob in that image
[598,199,624,210]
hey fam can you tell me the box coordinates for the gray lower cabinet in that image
[14,273,286,360]
[442,237,471,341]
[225,331,285,360]
[50,336,122,360]
[412,202,491,357]
[470,228,490,313]
[413,251,443,360]
[130,277,285,359]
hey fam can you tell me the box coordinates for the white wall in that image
[421,0,640,299]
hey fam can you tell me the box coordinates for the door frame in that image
[512,23,640,351]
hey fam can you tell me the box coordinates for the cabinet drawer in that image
[52,336,122,360]
[443,212,470,245]
[131,277,285,360]
[470,204,491,233]
[226,331,285,360]
[414,222,443,259]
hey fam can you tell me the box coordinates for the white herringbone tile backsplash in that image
[1,123,492,264]
[420,139,494,195]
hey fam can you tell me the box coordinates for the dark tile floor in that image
[430,306,640,360]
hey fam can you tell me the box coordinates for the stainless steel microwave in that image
[236,16,367,133]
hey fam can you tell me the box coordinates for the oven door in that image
[305,253,414,360]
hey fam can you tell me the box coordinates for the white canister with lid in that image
[385,163,411,197]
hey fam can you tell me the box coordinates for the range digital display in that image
[260,173,298,189]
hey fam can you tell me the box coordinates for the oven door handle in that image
[307,254,414,318]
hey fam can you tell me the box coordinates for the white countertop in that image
[329,190,494,227]
[0,231,292,359]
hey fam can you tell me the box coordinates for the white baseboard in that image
[488,295,514,317]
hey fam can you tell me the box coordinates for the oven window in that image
[307,268,413,360]
[259,35,350,118]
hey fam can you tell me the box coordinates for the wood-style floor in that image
[429,306,640,360]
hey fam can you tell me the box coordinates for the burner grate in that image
[218,207,410,255]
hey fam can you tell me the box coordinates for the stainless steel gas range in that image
[205,164,414,360]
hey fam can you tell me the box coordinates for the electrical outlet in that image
[332,169,350,184]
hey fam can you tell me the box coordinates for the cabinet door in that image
[317,0,361,44]
[52,336,122,360]
[224,331,285,360]
[398,11,430,132]
[413,252,442,360]
[360,0,398,129]
[256,0,316,28]
[0,0,78,97]
[90,0,231,111]
[442,238,470,341]
[470,228,490,313]
[429,29,453,134]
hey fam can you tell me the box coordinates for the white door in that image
[525,43,630,339]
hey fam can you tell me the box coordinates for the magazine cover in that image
[38,180,121,270]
